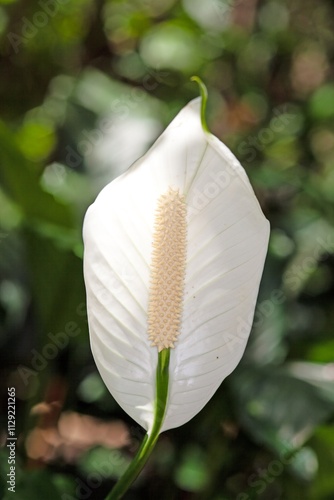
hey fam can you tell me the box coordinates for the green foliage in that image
[1,0,334,498]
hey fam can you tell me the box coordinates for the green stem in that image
[190,76,209,133]
[105,349,170,500]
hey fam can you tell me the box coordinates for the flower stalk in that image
[106,349,170,499]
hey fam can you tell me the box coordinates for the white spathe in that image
[83,97,270,433]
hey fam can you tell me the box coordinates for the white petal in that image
[83,97,269,432]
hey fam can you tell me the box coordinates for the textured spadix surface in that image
[83,97,270,433]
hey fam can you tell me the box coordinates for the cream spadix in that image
[83,93,270,434]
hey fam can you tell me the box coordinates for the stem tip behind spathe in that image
[190,76,209,133]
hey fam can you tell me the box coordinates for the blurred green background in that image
[1,0,334,498]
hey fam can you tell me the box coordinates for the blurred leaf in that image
[140,21,204,72]
[282,218,334,298]
[78,447,130,480]
[0,122,75,231]
[174,445,210,492]
[289,447,318,481]
[307,340,334,363]
[286,362,334,403]
[231,365,334,456]
[17,121,56,162]
[24,228,86,339]
[247,304,288,365]
[309,426,334,499]
[309,84,334,120]
[77,372,106,403]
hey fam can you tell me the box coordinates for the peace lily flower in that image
[83,79,269,498]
